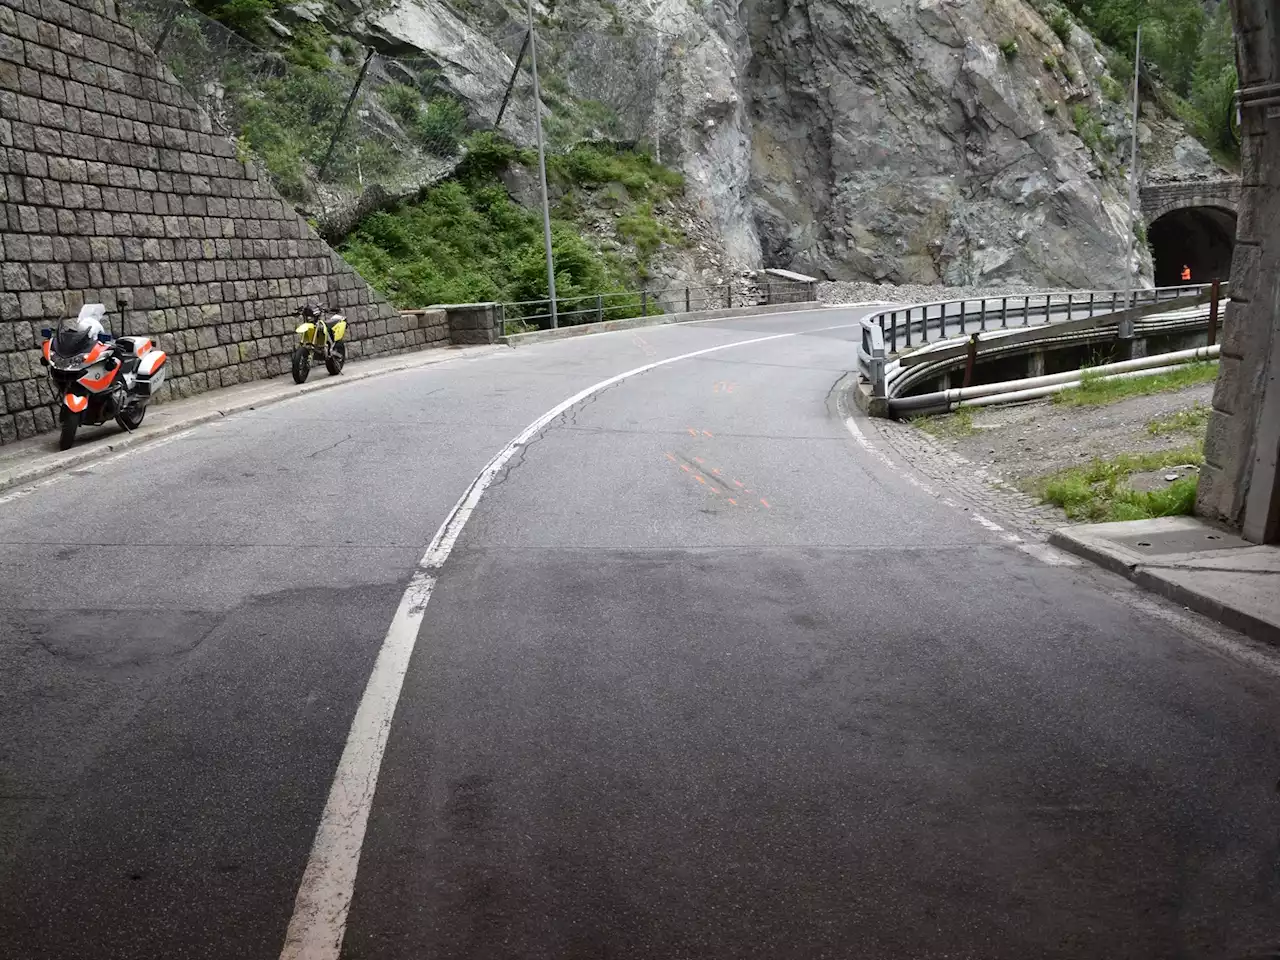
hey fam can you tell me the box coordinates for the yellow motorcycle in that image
[292,304,348,383]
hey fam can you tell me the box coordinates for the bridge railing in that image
[856,283,1227,400]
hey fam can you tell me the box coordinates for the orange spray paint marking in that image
[688,427,698,437]
[665,452,677,462]
[711,468,721,476]
[708,487,719,496]
[733,479,744,488]
[727,498,737,506]
[681,464,692,473]
[694,457,705,465]
[695,475,706,484]
[760,498,771,509]
[702,430,714,438]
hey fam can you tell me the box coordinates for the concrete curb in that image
[1049,527,1280,647]
[0,344,499,496]
[499,300,829,347]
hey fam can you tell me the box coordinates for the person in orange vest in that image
[1181,265,1192,281]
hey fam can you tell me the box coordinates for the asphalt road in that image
[2,307,1279,959]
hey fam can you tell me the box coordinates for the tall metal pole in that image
[526,0,558,328]
[1127,24,1143,309]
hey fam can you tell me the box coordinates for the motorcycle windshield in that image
[53,319,92,358]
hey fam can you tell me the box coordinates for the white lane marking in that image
[279,328,804,960]
[839,408,1079,567]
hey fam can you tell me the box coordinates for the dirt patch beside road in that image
[923,383,1214,483]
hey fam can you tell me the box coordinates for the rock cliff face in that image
[330,0,1229,289]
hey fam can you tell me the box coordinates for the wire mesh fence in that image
[119,0,465,227]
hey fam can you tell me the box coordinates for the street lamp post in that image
[525,0,558,328]
[1126,24,1143,312]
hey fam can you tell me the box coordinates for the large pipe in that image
[958,363,1199,408]
[890,344,1219,413]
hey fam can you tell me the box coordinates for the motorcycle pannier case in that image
[135,348,168,396]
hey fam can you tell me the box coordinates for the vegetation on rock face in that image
[1046,0,1239,161]
[339,134,687,312]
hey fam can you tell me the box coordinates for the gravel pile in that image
[818,280,1075,306]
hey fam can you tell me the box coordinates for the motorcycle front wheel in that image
[325,340,346,376]
[116,403,145,432]
[291,345,311,384]
[58,409,80,451]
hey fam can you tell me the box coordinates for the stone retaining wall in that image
[0,0,448,444]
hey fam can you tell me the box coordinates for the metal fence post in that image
[317,49,374,182]
[596,293,603,323]
[153,7,179,55]
[1088,291,1095,318]
[1208,278,1221,346]
[494,30,531,129]
[1023,296,1029,327]
[1000,297,1008,328]
[963,333,979,388]
[641,291,648,317]
[685,288,691,313]
[727,285,732,309]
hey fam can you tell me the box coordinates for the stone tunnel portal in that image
[1147,206,1237,287]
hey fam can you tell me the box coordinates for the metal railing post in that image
[727,285,732,309]
[1066,292,1073,322]
[902,311,910,349]
[1000,297,1008,328]
[890,313,897,354]
[1044,295,1051,324]
[641,291,648,317]
[685,288,691,313]
[959,301,967,335]
[1088,291,1095,318]
[596,294,603,323]
[979,299,988,331]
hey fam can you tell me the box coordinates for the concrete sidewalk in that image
[0,344,502,496]
[1051,516,1280,646]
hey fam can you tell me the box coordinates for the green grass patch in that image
[1052,361,1218,407]
[1147,403,1212,436]
[1029,447,1203,522]
[913,407,976,438]
[339,133,685,314]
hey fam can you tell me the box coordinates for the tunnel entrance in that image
[1148,206,1237,287]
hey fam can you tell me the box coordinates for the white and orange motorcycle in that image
[39,304,168,450]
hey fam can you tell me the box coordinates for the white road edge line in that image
[838,404,1079,567]
[278,327,814,960]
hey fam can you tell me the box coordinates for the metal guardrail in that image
[868,284,1209,356]
[497,280,815,335]
[855,282,1227,401]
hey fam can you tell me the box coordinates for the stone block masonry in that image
[0,0,449,444]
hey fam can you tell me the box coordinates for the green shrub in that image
[379,82,421,125]
[192,0,278,39]
[1043,54,1058,71]
[1100,74,1126,103]
[1049,9,1073,44]
[998,38,1019,59]
[416,97,467,154]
